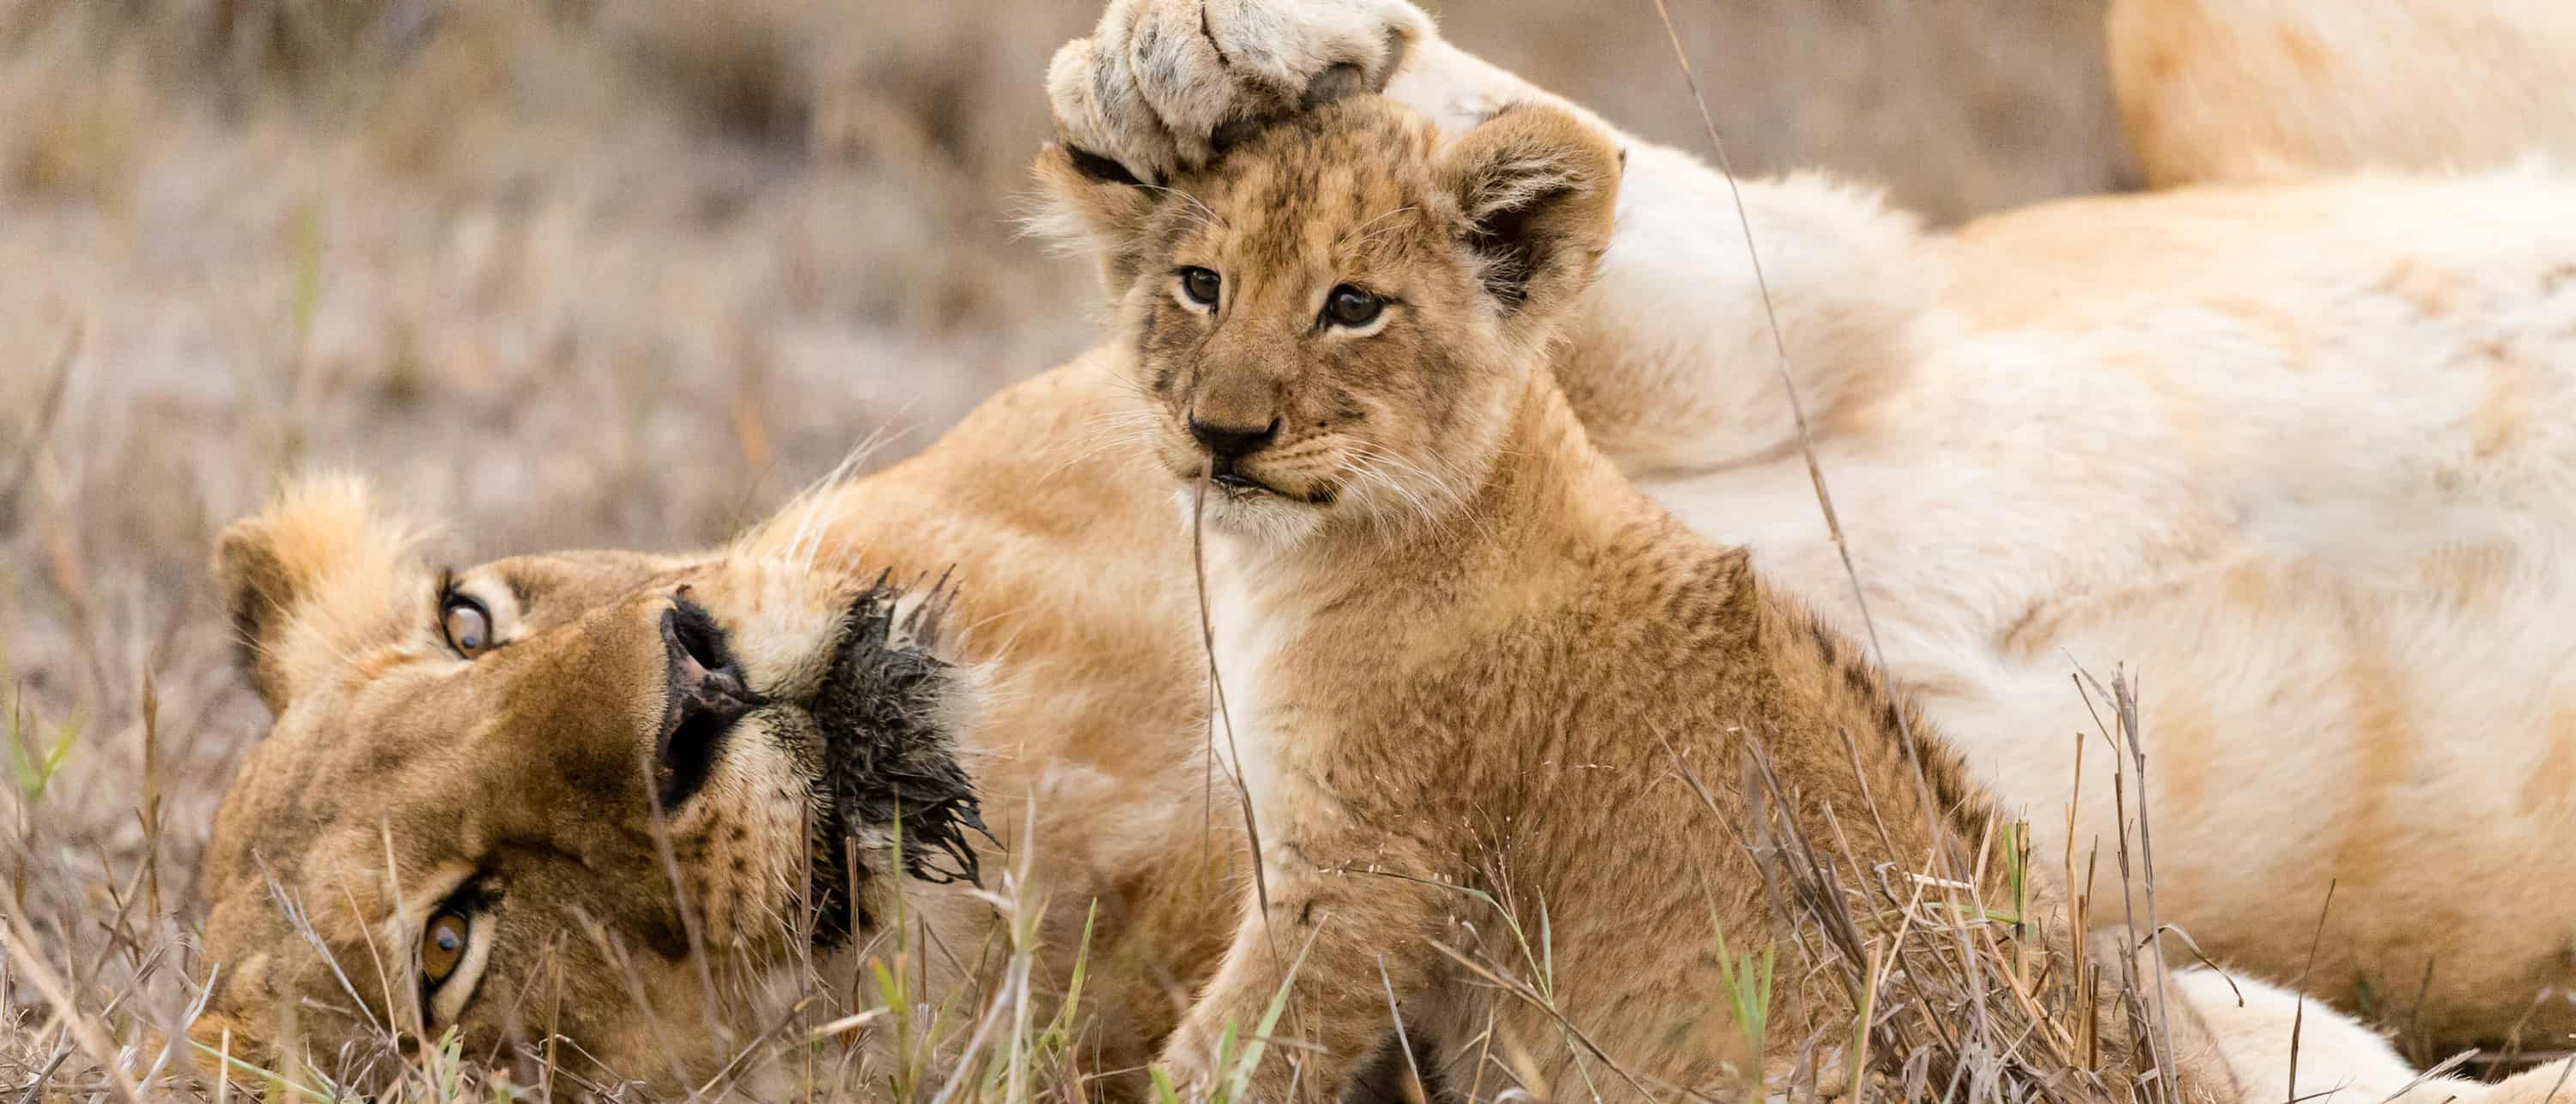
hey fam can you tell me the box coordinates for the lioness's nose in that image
[654,601,759,807]
[1188,416,1279,460]
[661,603,754,730]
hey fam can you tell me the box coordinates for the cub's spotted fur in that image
[1040,94,2226,1101]
[1054,0,2576,1052]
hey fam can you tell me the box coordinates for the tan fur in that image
[213,476,428,713]
[2107,0,2576,186]
[196,488,895,1083]
[1042,0,2576,1055]
[1037,94,2226,1102]
[192,0,2576,1094]
[192,367,1245,1092]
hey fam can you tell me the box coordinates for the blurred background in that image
[0,0,2130,1071]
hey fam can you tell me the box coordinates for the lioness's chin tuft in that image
[803,573,987,949]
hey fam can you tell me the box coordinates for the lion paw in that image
[1156,1013,1255,1101]
[1155,1051,1221,1102]
[1047,0,1431,184]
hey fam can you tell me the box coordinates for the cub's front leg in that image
[1162,858,1442,1102]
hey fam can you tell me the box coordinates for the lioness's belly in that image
[1617,170,2576,1044]
[1940,549,2576,1046]
[1643,464,2576,1043]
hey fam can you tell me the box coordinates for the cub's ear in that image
[213,476,423,715]
[1030,140,1168,294]
[1439,104,1623,331]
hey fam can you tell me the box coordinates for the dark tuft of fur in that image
[805,572,987,949]
[1460,184,1570,310]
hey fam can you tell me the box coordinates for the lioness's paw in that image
[1047,0,1431,183]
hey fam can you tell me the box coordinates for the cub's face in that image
[1035,96,1620,545]
[190,479,979,1088]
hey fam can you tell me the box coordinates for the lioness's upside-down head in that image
[1034,95,1620,545]
[190,477,982,1086]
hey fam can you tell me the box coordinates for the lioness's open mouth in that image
[803,574,986,949]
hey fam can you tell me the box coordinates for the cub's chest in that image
[1203,572,1354,834]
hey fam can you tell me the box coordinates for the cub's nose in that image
[1188,416,1280,460]
[662,602,755,734]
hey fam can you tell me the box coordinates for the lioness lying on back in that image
[1037,94,2221,1101]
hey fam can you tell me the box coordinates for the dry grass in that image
[0,0,2158,1098]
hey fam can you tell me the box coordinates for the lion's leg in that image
[1160,865,1442,1102]
[2483,1059,2576,1104]
[2160,963,2576,1104]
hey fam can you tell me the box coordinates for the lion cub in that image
[1040,97,2172,1101]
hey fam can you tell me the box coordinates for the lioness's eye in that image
[440,594,492,658]
[422,909,469,984]
[1177,266,1221,307]
[1324,284,1384,328]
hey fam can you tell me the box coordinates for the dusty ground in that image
[0,0,2134,1092]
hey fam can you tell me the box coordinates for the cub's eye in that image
[440,594,493,658]
[422,909,469,986]
[1324,284,1385,328]
[1178,266,1221,307]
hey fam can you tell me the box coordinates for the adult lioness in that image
[187,0,2576,1091]
[187,480,1006,1083]
[186,395,1255,1090]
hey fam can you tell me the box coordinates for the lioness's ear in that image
[1030,140,1166,294]
[213,476,423,714]
[1440,104,1622,328]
